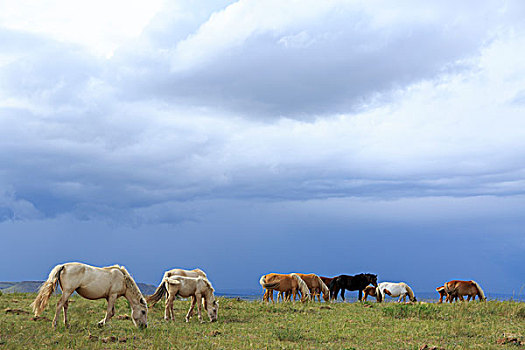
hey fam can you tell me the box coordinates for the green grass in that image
[0,293,523,349]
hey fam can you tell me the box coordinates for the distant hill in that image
[0,282,16,289]
[0,281,157,295]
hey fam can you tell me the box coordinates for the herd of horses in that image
[259,272,486,305]
[30,262,487,329]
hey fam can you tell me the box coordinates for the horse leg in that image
[164,294,171,320]
[63,300,69,327]
[98,294,117,327]
[53,290,73,328]
[195,293,205,323]
[185,296,197,322]
[358,289,363,302]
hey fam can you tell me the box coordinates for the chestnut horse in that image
[362,286,383,302]
[32,262,148,328]
[295,273,330,302]
[259,273,310,302]
[444,280,486,302]
[436,286,462,303]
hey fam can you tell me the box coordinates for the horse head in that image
[368,274,378,287]
[131,296,148,329]
[207,298,219,322]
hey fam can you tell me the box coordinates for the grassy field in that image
[0,293,523,349]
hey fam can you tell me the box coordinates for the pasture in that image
[0,293,524,349]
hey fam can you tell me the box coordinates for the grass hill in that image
[0,292,523,349]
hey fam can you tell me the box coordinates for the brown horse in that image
[444,280,486,302]
[362,286,384,302]
[259,273,310,302]
[436,286,463,303]
[295,273,330,302]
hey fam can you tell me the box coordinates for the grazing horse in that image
[295,273,330,302]
[377,282,417,302]
[320,277,334,289]
[362,286,383,302]
[329,273,378,301]
[148,268,208,308]
[436,286,462,303]
[161,276,218,322]
[259,273,311,302]
[31,262,148,328]
[444,280,486,302]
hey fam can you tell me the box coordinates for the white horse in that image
[377,282,417,303]
[162,276,218,322]
[148,268,208,307]
[31,262,148,328]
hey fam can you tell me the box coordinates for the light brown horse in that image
[31,262,148,328]
[444,280,486,302]
[294,273,330,302]
[259,273,310,302]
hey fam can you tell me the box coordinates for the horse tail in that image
[259,275,279,289]
[402,283,416,302]
[147,278,168,306]
[31,264,64,317]
[471,280,486,301]
[291,273,310,301]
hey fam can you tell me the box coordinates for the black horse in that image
[329,273,378,301]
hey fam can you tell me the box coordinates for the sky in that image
[0,0,524,297]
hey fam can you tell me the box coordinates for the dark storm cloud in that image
[116,2,505,118]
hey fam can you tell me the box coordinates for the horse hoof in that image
[97,322,104,328]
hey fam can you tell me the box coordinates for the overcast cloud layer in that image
[1,1,524,293]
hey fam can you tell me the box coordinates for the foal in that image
[164,276,219,322]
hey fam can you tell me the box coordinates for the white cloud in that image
[0,0,164,57]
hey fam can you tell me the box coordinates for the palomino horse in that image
[444,280,486,302]
[320,277,334,289]
[377,282,417,302]
[259,273,310,302]
[329,273,378,301]
[436,286,462,303]
[160,276,218,322]
[31,262,148,328]
[148,268,207,307]
[295,273,330,302]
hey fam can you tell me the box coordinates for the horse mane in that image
[470,280,486,301]
[200,276,215,293]
[316,275,329,295]
[399,282,416,301]
[290,273,310,300]
[119,266,147,306]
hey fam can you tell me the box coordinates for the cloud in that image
[1,1,525,224]
[117,0,523,117]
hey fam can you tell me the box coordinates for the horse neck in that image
[122,276,143,308]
